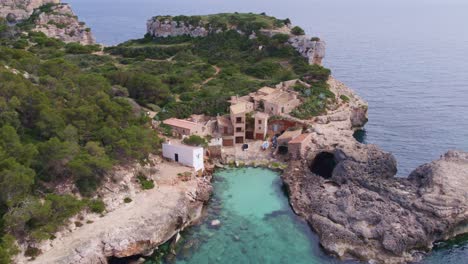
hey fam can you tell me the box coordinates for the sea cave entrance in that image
[310,152,337,179]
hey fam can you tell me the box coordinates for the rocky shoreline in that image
[15,159,213,264]
[282,135,468,263]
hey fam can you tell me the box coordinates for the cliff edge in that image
[146,14,325,65]
[0,0,95,44]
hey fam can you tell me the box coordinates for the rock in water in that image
[210,219,221,227]
[283,148,468,264]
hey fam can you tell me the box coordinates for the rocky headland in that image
[147,14,325,65]
[0,0,58,20]
[283,123,468,263]
[0,0,95,44]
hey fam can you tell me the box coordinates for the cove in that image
[146,167,349,264]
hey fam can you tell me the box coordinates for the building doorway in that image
[175,153,179,162]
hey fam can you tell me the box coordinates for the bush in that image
[137,173,155,190]
[340,94,350,102]
[183,135,208,147]
[311,36,320,41]
[88,200,105,214]
[124,197,132,203]
[24,246,41,258]
[291,26,305,36]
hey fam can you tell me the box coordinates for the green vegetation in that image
[137,173,155,190]
[0,20,161,262]
[124,197,133,203]
[340,94,350,102]
[183,135,208,147]
[153,13,288,32]
[106,15,332,119]
[291,26,305,36]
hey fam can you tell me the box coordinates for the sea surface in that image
[66,0,468,263]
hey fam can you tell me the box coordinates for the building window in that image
[258,120,262,124]
[236,117,242,123]
[282,107,285,113]
[236,127,243,132]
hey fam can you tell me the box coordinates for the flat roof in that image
[163,118,199,130]
[278,129,303,140]
[230,102,247,115]
[162,142,203,150]
[254,112,269,119]
[289,133,311,144]
[258,87,277,95]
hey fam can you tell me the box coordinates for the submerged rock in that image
[283,147,468,264]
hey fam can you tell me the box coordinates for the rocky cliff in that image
[283,120,468,264]
[31,3,95,44]
[146,15,325,65]
[0,0,58,20]
[16,160,212,264]
[0,0,95,44]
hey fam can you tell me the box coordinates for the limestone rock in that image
[146,18,208,38]
[0,0,59,20]
[288,36,326,65]
[283,142,468,263]
[32,3,95,44]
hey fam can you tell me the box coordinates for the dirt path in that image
[21,162,196,264]
[201,65,221,85]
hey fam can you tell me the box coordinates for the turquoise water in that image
[158,167,345,264]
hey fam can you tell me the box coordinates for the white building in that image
[162,142,204,172]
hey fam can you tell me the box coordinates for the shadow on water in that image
[353,129,367,144]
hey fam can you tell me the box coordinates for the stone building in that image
[254,112,269,140]
[163,118,205,138]
[288,133,313,159]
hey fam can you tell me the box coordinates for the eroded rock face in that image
[283,144,468,263]
[0,1,95,44]
[288,36,326,65]
[32,3,95,44]
[0,0,59,20]
[146,18,209,38]
[146,16,325,65]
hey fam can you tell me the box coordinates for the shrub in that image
[137,173,155,190]
[183,135,208,147]
[124,197,132,203]
[88,200,105,214]
[291,26,305,36]
[311,37,320,41]
[24,246,41,258]
[340,94,350,102]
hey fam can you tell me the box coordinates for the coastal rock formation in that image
[0,0,95,44]
[146,18,209,38]
[289,36,326,65]
[16,161,212,264]
[146,15,325,65]
[31,3,95,44]
[283,131,468,264]
[0,0,58,20]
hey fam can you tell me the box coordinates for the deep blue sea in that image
[66,0,468,263]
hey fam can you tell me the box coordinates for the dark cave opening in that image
[310,152,337,179]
